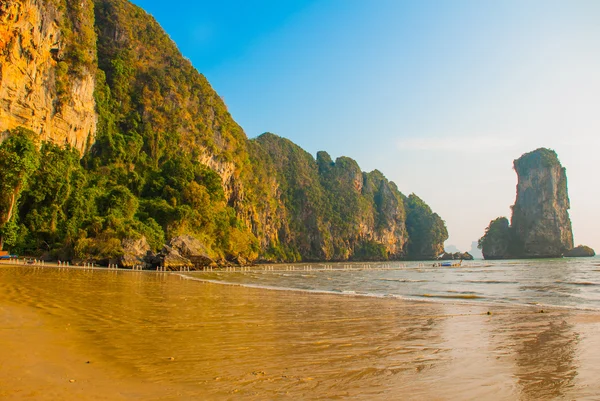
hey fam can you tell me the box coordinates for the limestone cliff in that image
[362,170,408,259]
[479,148,574,259]
[1,0,448,262]
[247,134,411,261]
[511,148,573,257]
[0,0,97,153]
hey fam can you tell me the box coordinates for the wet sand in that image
[0,303,174,400]
[1,264,600,400]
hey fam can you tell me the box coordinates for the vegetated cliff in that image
[0,0,448,263]
[478,217,514,260]
[479,148,574,259]
[405,194,448,260]
[247,133,414,261]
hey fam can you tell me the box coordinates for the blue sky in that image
[131,0,600,252]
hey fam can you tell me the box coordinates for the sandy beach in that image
[1,264,600,400]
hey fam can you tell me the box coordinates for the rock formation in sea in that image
[511,148,573,257]
[0,0,448,264]
[479,148,575,259]
[564,245,596,258]
[478,217,514,260]
[438,251,473,261]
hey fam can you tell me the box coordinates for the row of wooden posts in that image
[8,260,422,272]
[216,263,411,272]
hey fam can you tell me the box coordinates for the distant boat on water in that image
[433,260,463,267]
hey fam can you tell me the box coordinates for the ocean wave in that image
[172,273,511,309]
[422,293,484,300]
[465,280,519,284]
[556,281,600,286]
[378,278,427,283]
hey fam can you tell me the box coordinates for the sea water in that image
[188,258,600,310]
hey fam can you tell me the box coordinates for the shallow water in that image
[1,265,600,400]
[192,258,600,310]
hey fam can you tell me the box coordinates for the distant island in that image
[478,148,595,259]
[0,0,448,267]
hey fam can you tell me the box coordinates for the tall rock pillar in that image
[510,148,573,257]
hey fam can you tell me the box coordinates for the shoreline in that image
[175,272,586,313]
[5,261,600,312]
[174,265,600,313]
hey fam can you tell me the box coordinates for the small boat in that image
[0,254,18,260]
[433,260,463,267]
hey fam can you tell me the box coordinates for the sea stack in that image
[479,148,574,259]
[511,148,573,257]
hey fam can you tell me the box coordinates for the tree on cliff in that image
[0,128,39,250]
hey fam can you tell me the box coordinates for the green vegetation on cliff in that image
[404,194,448,260]
[247,133,416,261]
[0,128,39,250]
[513,147,561,177]
[0,0,448,262]
[478,217,514,260]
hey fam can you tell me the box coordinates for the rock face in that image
[0,0,97,153]
[511,148,573,257]
[169,235,209,257]
[168,236,216,267]
[119,236,218,270]
[119,237,150,267]
[160,245,192,270]
[479,148,574,259]
[564,245,596,258]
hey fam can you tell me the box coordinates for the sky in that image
[131,0,600,252]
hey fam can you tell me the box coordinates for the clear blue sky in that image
[131,0,600,252]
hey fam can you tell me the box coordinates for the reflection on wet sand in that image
[515,317,577,399]
[1,266,600,400]
[496,260,587,400]
[486,310,577,400]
